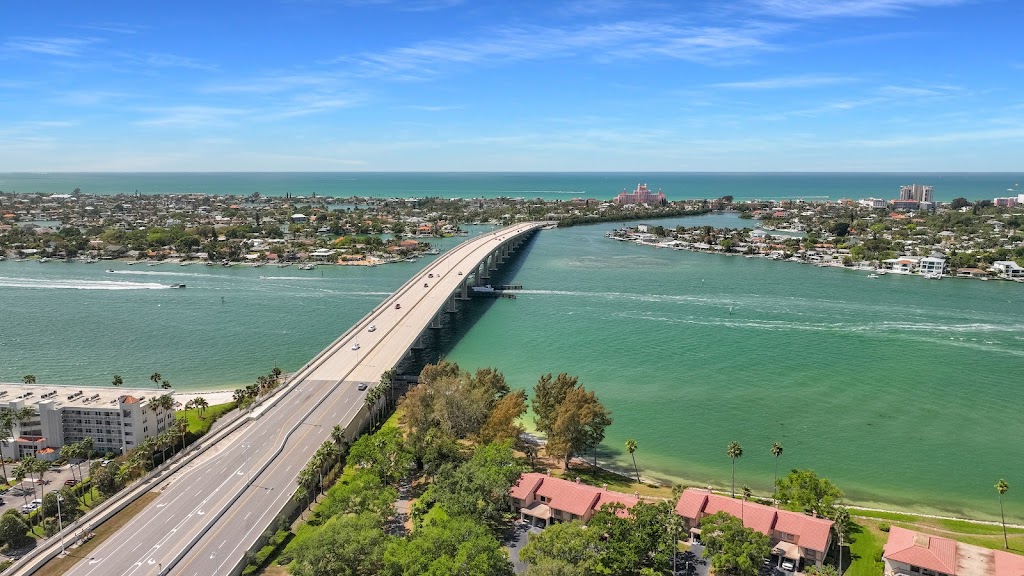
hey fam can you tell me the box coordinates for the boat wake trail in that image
[0,276,170,290]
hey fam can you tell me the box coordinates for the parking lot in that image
[2,460,93,512]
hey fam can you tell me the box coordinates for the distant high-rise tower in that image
[899,184,933,202]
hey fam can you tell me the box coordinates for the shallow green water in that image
[2,215,1022,522]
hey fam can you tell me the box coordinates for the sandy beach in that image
[173,389,236,408]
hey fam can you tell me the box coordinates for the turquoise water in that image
[2,172,1022,201]
[2,175,1023,522]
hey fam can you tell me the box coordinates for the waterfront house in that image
[675,488,833,571]
[882,526,1024,576]
[509,472,640,527]
[919,257,947,276]
[991,261,1024,278]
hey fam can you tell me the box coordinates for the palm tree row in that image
[362,370,397,430]
[232,367,285,408]
[183,396,209,418]
[294,440,343,510]
[1,406,37,484]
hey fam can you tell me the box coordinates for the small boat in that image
[39,257,51,263]
[425,248,441,255]
[404,258,416,262]
[206,262,215,266]
[169,283,186,289]
[106,269,115,273]
[471,284,495,293]
[876,270,887,275]
[299,264,316,270]
[867,274,878,279]
[180,262,191,266]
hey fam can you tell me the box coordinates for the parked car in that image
[781,559,795,572]
[64,479,78,487]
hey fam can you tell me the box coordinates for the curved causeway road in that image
[63,222,542,576]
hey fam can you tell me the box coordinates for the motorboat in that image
[169,283,186,289]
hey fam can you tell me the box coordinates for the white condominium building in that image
[0,384,177,460]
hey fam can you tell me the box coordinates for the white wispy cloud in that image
[135,106,251,127]
[404,104,461,112]
[336,19,780,79]
[712,74,856,89]
[3,36,99,57]
[203,73,339,94]
[852,126,1024,147]
[749,0,969,19]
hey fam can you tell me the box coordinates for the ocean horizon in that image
[2,171,1022,202]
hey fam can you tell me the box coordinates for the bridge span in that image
[54,222,544,576]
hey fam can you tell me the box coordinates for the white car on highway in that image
[368,325,376,332]
[351,343,360,350]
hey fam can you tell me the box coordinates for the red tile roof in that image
[535,477,601,517]
[675,489,833,554]
[883,527,957,575]
[996,549,1024,576]
[509,472,545,500]
[120,395,140,404]
[510,473,641,518]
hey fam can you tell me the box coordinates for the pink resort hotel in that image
[614,183,667,205]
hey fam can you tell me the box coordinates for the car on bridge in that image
[368,325,376,332]
[423,282,429,287]
[458,271,463,275]
[395,303,401,309]
[351,343,360,350]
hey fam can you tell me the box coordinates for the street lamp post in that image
[56,493,65,554]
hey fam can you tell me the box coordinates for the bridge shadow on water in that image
[393,231,540,379]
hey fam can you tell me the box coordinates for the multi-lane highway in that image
[62,222,542,576]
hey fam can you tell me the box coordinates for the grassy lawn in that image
[33,492,159,576]
[850,508,1024,557]
[549,462,674,500]
[179,401,236,436]
[844,519,886,576]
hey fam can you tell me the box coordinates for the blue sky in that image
[2,0,1022,171]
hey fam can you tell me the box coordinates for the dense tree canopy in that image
[430,440,524,528]
[775,469,843,517]
[700,511,771,576]
[290,512,389,576]
[382,514,514,576]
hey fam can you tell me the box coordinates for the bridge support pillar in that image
[478,261,490,282]
[488,251,498,270]
[412,335,425,349]
[430,313,442,329]
[458,279,470,300]
[447,293,457,311]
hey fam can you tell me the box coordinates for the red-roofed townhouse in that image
[509,472,640,528]
[883,526,1024,576]
[675,488,834,570]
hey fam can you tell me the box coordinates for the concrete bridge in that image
[49,222,545,576]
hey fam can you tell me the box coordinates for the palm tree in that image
[996,479,1010,549]
[22,375,36,384]
[60,444,79,483]
[331,425,347,451]
[112,374,123,387]
[11,461,31,505]
[625,439,640,484]
[727,441,743,498]
[176,416,189,452]
[770,442,784,504]
[77,437,93,480]
[160,379,172,389]
[0,408,15,484]
[150,372,162,386]
[194,396,208,418]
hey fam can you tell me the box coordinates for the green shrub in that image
[878,522,891,532]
